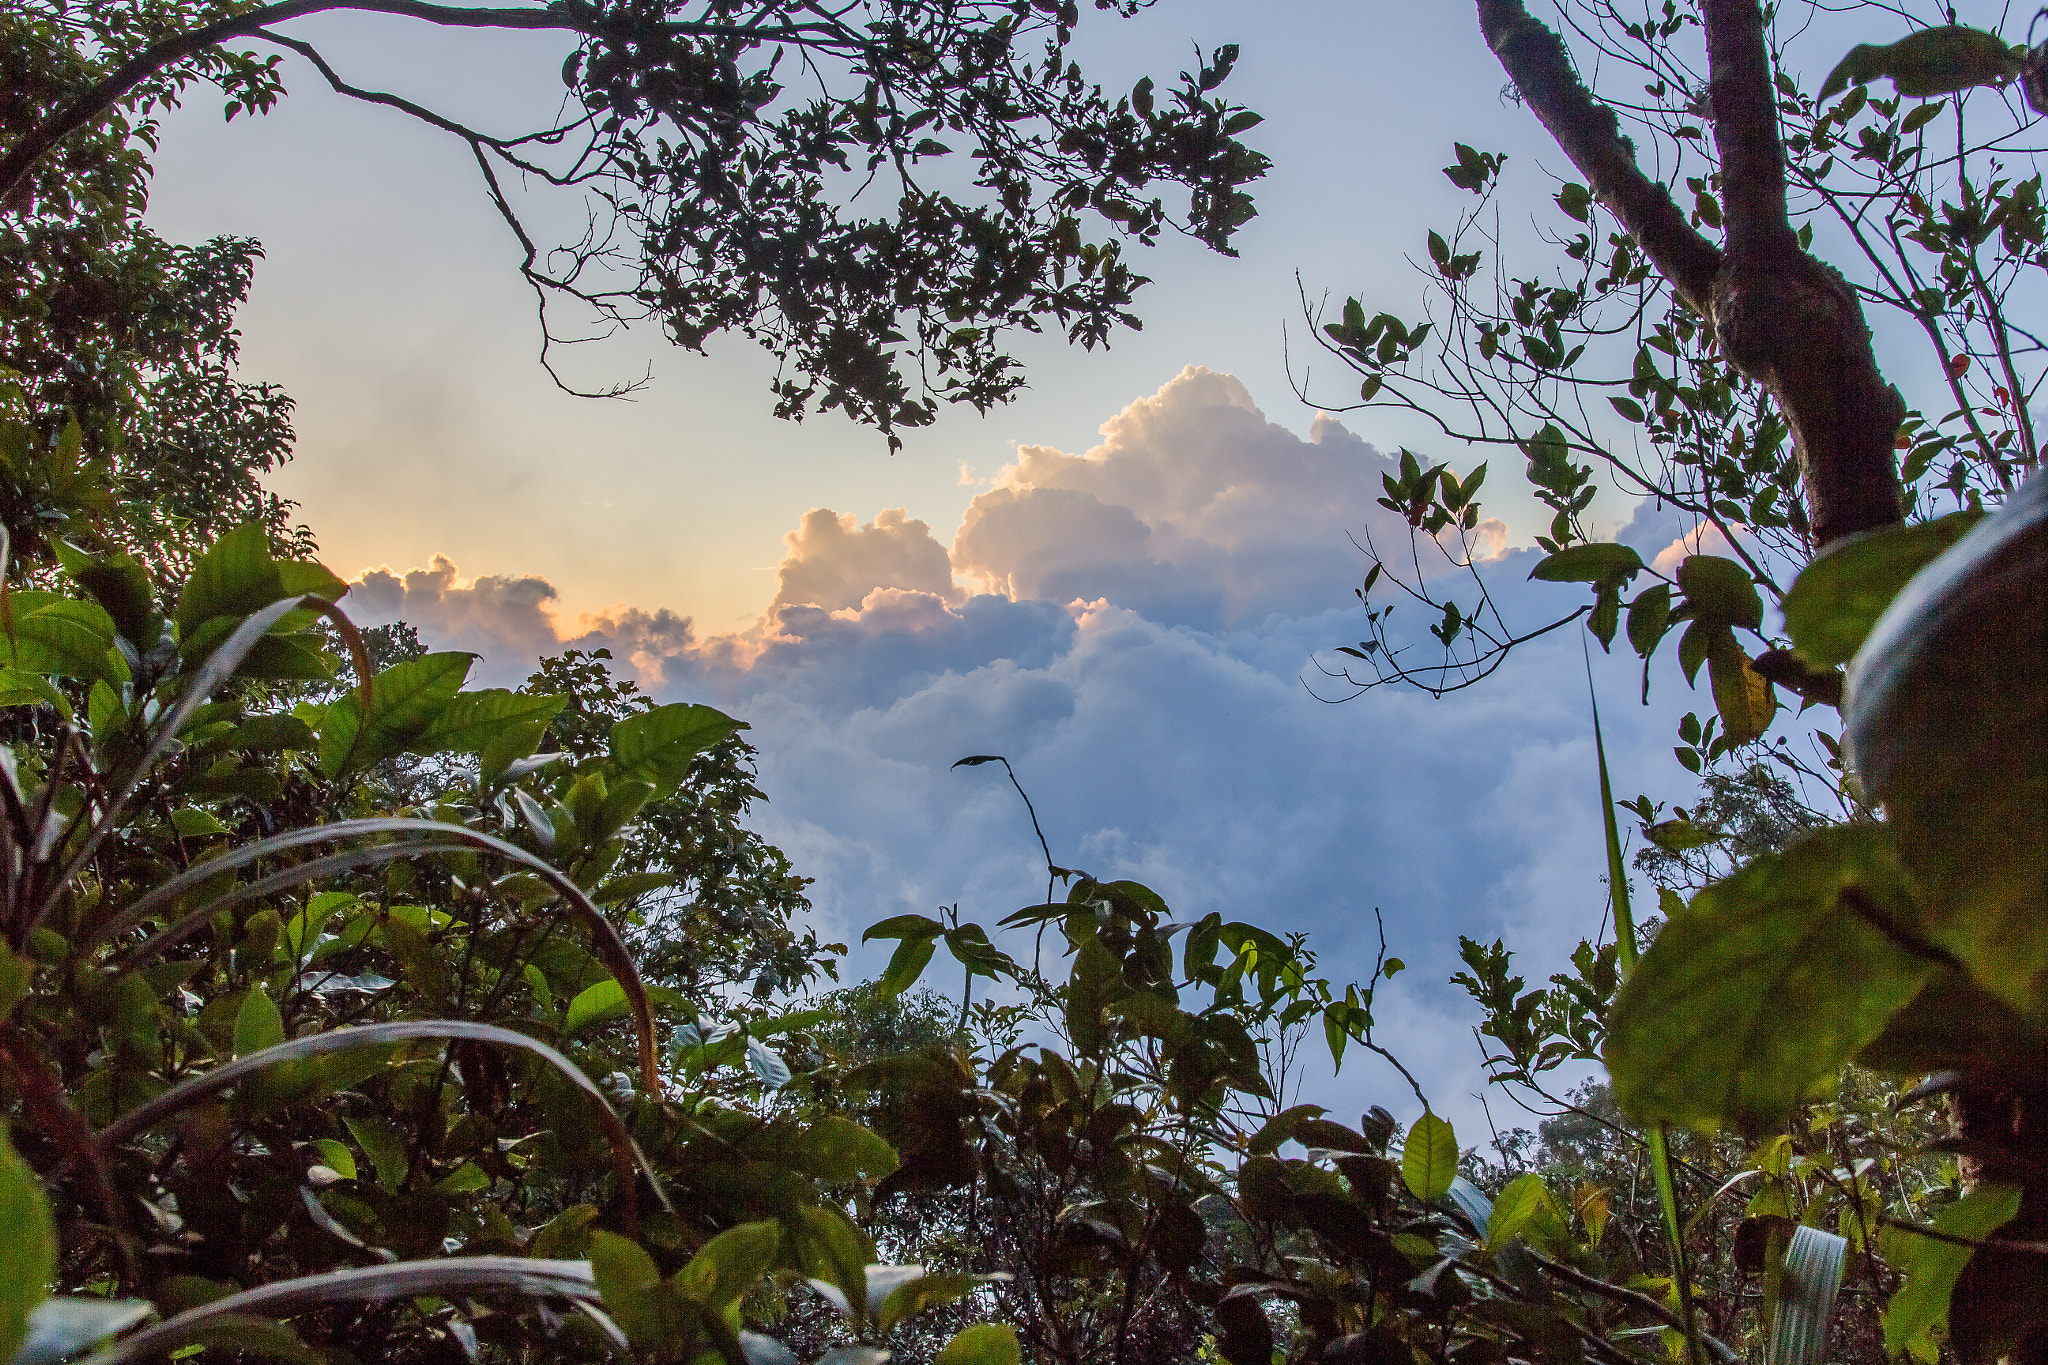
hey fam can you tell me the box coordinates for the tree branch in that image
[1476,0,1721,312]
[1702,0,1795,260]
[0,0,824,209]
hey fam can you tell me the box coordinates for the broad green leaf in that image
[878,935,937,1000]
[106,1312,321,1365]
[64,550,155,646]
[233,985,285,1057]
[863,913,944,942]
[1400,1111,1457,1202]
[879,1274,999,1333]
[943,923,1009,978]
[308,1138,356,1182]
[1605,826,1935,1128]
[176,522,284,637]
[1486,1172,1563,1251]
[0,1127,56,1365]
[610,703,743,789]
[7,600,118,681]
[1708,636,1777,744]
[1678,554,1764,631]
[565,979,630,1036]
[275,559,348,602]
[589,1231,679,1352]
[169,807,231,839]
[343,1114,409,1190]
[1855,968,2048,1076]
[1782,513,1982,667]
[0,668,71,717]
[676,1220,782,1312]
[417,689,567,756]
[781,1114,899,1182]
[1529,542,1644,583]
[1883,1184,2023,1358]
[318,653,475,777]
[934,1324,1021,1365]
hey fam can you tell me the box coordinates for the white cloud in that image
[342,369,1701,1140]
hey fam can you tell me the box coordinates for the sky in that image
[134,1,1861,1138]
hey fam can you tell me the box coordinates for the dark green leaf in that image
[1605,826,1936,1128]
[1782,512,1982,667]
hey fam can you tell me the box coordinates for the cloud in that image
[950,367,1436,629]
[342,369,1700,1139]
[771,507,961,614]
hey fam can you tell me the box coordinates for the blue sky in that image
[133,1,1907,1136]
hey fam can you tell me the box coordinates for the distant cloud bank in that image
[341,367,1691,1134]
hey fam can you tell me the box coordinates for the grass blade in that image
[73,1258,600,1365]
[1767,1225,1847,1365]
[91,1020,667,1211]
[78,815,665,1093]
[1588,647,1705,1365]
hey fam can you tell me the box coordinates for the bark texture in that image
[1477,0,1905,549]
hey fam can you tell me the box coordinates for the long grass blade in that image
[45,594,313,904]
[91,1019,667,1210]
[1766,1225,1847,1365]
[73,1258,600,1365]
[1588,645,1705,1365]
[76,815,664,1093]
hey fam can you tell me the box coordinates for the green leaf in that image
[0,1127,56,1365]
[1400,1111,1458,1203]
[589,1231,678,1352]
[176,522,285,638]
[1628,584,1673,658]
[782,1115,899,1182]
[943,923,1010,978]
[1708,636,1777,744]
[565,979,630,1036]
[418,689,567,756]
[343,1114,408,1190]
[1782,512,1982,667]
[1486,1172,1561,1251]
[114,1312,322,1365]
[65,550,156,646]
[878,1275,1002,1333]
[1609,395,1647,423]
[1677,554,1764,631]
[1529,542,1644,583]
[877,935,937,1000]
[1883,1184,2023,1358]
[1824,25,2026,101]
[169,807,231,839]
[233,984,285,1057]
[1605,826,1936,1129]
[6,600,118,681]
[318,653,475,778]
[0,668,71,718]
[610,703,743,789]
[677,1220,783,1312]
[863,913,944,942]
[934,1324,1021,1365]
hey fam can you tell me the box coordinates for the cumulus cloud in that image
[771,507,960,614]
[342,369,1699,1137]
[951,366,1436,628]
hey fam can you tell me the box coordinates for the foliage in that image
[1,3,306,582]
[2,0,1267,448]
